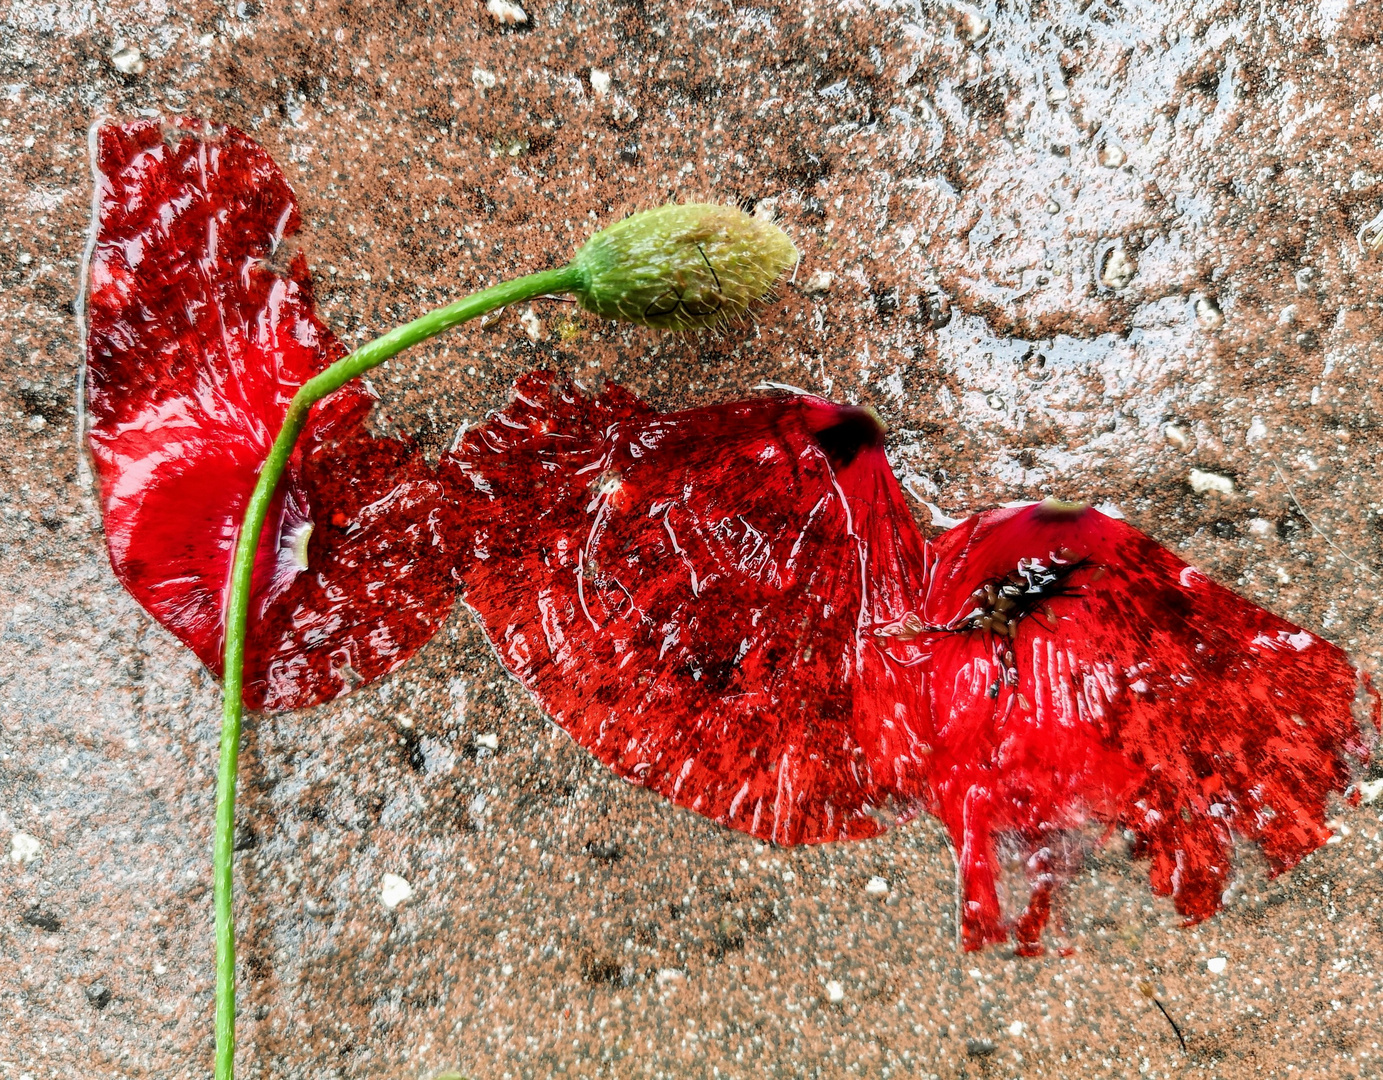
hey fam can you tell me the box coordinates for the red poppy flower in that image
[446,371,937,844]
[85,118,457,710]
[915,501,1376,952]
[83,115,1374,952]
[451,377,1375,951]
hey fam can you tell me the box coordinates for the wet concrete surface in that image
[3,0,1383,1076]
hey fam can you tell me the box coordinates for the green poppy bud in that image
[570,203,798,331]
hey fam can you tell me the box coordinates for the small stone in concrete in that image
[380,873,414,909]
[10,830,41,864]
[801,269,834,296]
[1206,956,1228,974]
[1100,246,1136,290]
[519,307,544,342]
[110,44,145,75]
[825,980,845,1003]
[589,69,612,96]
[486,0,528,25]
[1195,295,1224,329]
[85,981,112,1010]
[956,4,990,42]
[1189,469,1234,495]
[1162,423,1191,450]
[1098,142,1127,167]
[865,876,889,896]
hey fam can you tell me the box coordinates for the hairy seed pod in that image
[570,203,798,330]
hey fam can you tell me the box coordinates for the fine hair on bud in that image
[570,203,798,331]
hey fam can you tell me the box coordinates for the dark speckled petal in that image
[446,372,936,845]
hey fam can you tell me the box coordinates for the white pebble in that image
[475,732,499,750]
[825,980,845,1003]
[1248,517,1273,537]
[1359,778,1383,805]
[486,0,528,24]
[1100,246,1136,290]
[1206,956,1227,974]
[519,307,544,342]
[1008,1020,1026,1037]
[472,68,498,90]
[781,869,796,883]
[1162,423,1191,450]
[589,68,612,96]
[1098,142,1127,168]
[380,873,414,908]
[10,831,41,865]
[110,44,145,76]
[864,876,889,896]
[801,269,834,297]
[1195,295,1224,330]
[956,3,989,41]
[1189,469,1234,495]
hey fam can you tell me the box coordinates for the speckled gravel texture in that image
[4,1,1383,1077]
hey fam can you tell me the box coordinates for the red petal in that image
[446,372,936,844]
[917,501,1376,952]
[85,118,456,710]
[451,376,1374,952]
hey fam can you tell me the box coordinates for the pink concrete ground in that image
[3,0,1383,1077]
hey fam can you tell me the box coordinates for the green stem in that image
[213,263,582,1080]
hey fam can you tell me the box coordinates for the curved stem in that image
[213,264,582,1080]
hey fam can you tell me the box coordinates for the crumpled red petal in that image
[451,375,1376,951]
[915,502,1377,952]
[85,117,457,711]
[445,372,936,845]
